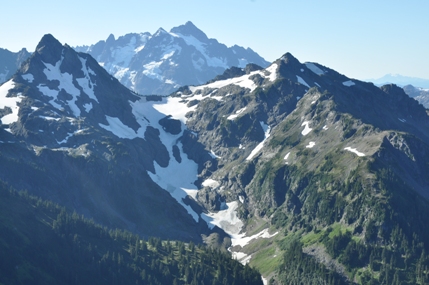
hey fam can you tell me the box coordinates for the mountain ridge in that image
[3,34,429,284]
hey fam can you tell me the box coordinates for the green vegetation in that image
[0,183,262,285]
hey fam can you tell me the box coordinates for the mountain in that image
[403,84,429,108]
[0,47,31,84]
[3,33,429,284]
[163,54,429,283]
[74,21,270,95]
[0,34,217,242]
[369,73,429,89]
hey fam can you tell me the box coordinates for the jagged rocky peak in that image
[170,21,209,42]
[34,34,65,65]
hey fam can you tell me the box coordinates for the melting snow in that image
[148,141,199,222]
[344,147,365,157]
[202,179,220,188]
[209,150,221,159]
[306,141,316,148]
[343,80,355,87]
[246,121,271,161]
[227,107,246,120]
[0,80,23,124]
[231,228,278,248]
[190,64,278,94]
[284,152,290,161]
[201,201,244,234]
[301,121,312,136]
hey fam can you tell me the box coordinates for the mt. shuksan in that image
[75,21,269,95]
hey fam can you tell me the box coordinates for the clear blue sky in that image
[1,0,428,80]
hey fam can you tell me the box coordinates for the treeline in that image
[0,184,262,285]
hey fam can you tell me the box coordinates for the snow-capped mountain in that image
[0,34,216,241]
[4,33,429,284]
[75,21,269,95]
[368,73,429,89]
[0,48,31,84]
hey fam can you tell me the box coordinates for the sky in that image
[1,0,428,81]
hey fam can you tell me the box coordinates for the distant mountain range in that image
[74,21,269,95]
[368,74,429,89]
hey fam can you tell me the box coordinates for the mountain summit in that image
[75,21,269,95]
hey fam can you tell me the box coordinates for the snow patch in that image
[99,116,137,139]
[306,141,316,148]
[202,179,220,188]
[209,150,221,159]
[301,121,312,136]
[201,201,244,234]
[148,141,200,222]
[83,103,93,113]
[227,107,246,120]
[305,62,325,75]
[323,125,329,130]
[296,75,310,88]
[284,152,290,161]
[343,80,355,87]
[344,147,365,157]
[0,80,23,124]
[22,73,34,83]
[246,121,271,161]
[398,118,406,123]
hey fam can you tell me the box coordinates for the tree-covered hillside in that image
[0,183,262,285]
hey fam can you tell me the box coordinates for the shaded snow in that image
[343,80,355,87]
[296,75,310,88]
[305,62,325,75]
[99,116,138,139]
[22,73,34,83]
